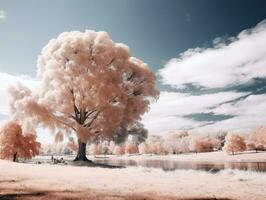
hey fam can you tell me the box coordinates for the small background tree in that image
[113,145,125,155]
[138,142,150,154]
[223,133,246,155]
[125,138,139,154]
[189,136,221,153]
[0,121,40,161]
[247,128,266,152]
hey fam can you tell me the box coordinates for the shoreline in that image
[36,151,266,163]
[88,151,266,163]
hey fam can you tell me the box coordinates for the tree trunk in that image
[74,140,92,162]
[13,152,17,162]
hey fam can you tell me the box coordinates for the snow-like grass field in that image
[1,151,266,200]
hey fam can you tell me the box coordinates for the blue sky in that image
[0,0,265,80]
[0,0,266,142]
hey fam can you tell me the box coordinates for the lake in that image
[92,157,266,172]
[29,155,266,172]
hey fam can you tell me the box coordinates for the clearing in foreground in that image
[1,154,266,200]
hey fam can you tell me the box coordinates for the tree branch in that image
[106,58,115,68]
[69,88,80,121]
[127,72,135,81]
[84,111,100,128]
[85,110,96,119]
[49,113,76,132]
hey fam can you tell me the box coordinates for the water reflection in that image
[29,156,266,172]
[92,158,266,172]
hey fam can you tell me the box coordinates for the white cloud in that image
[145,20,266,134]
[203,94,266,131]
[142,115,204,135]
[212,94,266,116]
[142,91,247,134]
[159,20,266,88]
[0,10,6,22]
[201,115,266,133]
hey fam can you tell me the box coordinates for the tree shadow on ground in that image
[0,188,235,200]
[68,160,125,169]
[0,178,27,184]
[0,180,16,184]
[0,191,45,200]
[228,150,266,156]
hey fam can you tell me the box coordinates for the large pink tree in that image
[9,31,159,161]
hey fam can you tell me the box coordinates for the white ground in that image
[1,151,266,200]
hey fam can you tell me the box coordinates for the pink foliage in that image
[137,135,170,155]
[138,142,150,154]
[146,136,166,155]
[0,121,41,161]
[164,131,190,153]
[67,141,78,152]
[223,133,246,155]
[88,143,102,155]
[8,31,159,146]
[189,136,221,153]
[247,127,266,151]
[113,145,125,155]
[151,143,166,155]
[125,141,139,154]
[165,130,188,141]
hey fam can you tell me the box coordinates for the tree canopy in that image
[8,31,159,161]
[0,121,40,161]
